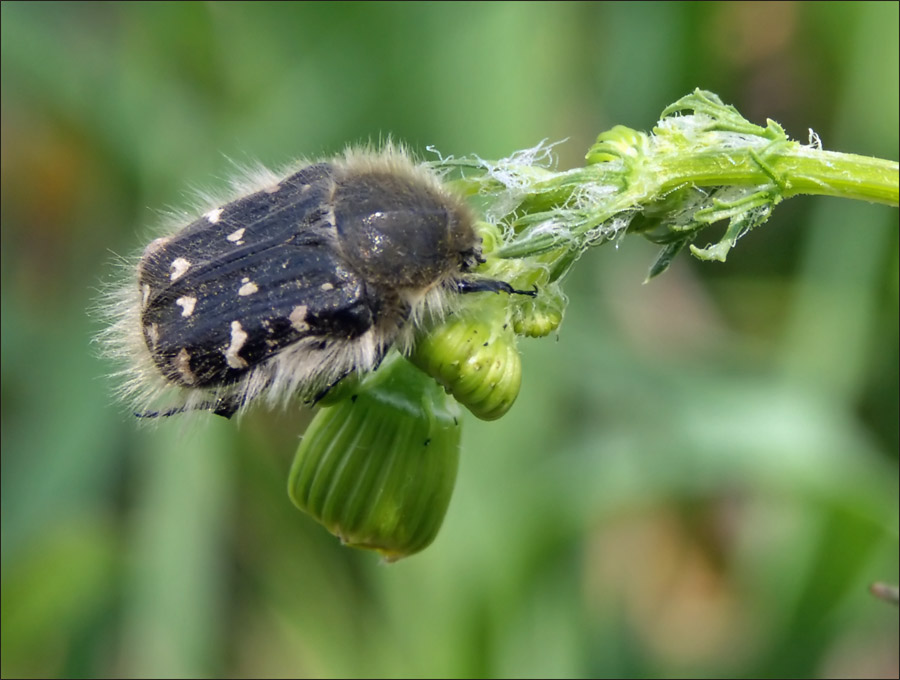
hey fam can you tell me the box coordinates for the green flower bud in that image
[474,220,505,256]
[409,298,522,421]
[311,371,362,407]
[288,355,461,561]
[585,124,646,165]
[511,281,566,338]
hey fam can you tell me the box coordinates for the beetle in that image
[101,147,531,418]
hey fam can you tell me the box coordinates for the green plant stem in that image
[652,148,898,205]
[441,90,898,286]
[456,143,900,262]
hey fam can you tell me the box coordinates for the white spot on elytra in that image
[142,236,171,258]
[175,296,197,317]
[320,282,334,291]
[223,320,249,369]
[204,208,224,224]
[144,323,159,348]
[226,228,245,244]
[323,204,336,228]
[170,257,191,281]
[137,237,171,277]
[238,278,258,296]
[141,284,151,309]
[174,348,197,385]
[265,183,281,194]
[289,305,309,332]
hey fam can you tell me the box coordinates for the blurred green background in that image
[2,2,897,677]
